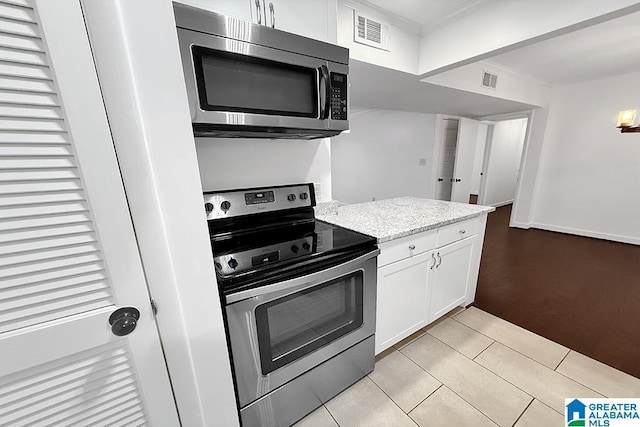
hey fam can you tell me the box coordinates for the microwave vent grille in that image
[482,71,498,89]
[354,10,389,51]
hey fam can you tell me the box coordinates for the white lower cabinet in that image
[428,236,476,321]
[375,251,434,354]
[374,215,487,355]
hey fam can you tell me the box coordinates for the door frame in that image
[431,114,460,199]
[476,110,534,226]
[79,1,240,426]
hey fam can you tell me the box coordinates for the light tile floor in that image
[295,307,640,427]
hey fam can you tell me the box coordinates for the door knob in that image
[438,178,444,182]
[455,179,461,182]
[109,307,140,337]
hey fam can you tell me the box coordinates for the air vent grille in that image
[482,71,498,89]
[354,10,389,51]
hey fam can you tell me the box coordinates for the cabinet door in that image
[176,0,253,21]
[267,0,330,42]
[376,252,434,354]
[0,1,179,425]
[429,237,476,321]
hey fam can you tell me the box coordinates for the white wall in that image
[337,1,421,74]
[481,119,527,207]
[529,71,640,244]
[470,123,488,194]
[421,60,550,108]
[196,138,333,201]
[331,110,436,203]
[418,0,640,75]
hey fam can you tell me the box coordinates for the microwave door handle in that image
[318,65,331,120]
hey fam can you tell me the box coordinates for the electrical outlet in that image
[419,158,427,166]
[313,183,322,201]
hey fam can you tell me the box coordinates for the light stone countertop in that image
[315,197,495,243]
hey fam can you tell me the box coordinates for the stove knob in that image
[287,194,296,202]
[221,201,231,212]
[291,245,299,253]
[227,258,238,270]
[302,242,310,251]
[204,202,214,214]
[300,192,308,200]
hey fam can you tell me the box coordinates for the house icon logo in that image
[566,399,587,427]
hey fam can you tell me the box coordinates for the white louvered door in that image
[0,1,181,426]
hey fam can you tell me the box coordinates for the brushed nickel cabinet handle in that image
[408,244,416,250]
[430,253,437,270]
[254,0,262,25]
[269,2,275,28]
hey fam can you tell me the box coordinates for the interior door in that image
[0,1,180,425]
[435,119,459,201]
[450,117,479,203]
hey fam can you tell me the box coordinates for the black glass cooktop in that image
[210,218,376,294]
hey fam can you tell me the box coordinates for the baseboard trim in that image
[509,221,531,229]
[489,200,513,208]
[528,222,640,246]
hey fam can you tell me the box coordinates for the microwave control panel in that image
[330,73,347,120]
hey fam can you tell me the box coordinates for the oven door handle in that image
[226,248,380,304]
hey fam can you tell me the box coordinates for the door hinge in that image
[151,299,158,316]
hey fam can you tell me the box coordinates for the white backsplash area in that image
[195,137,333,202]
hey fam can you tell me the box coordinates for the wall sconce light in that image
[616,109,640,133]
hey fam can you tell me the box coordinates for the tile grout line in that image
[554,348,571,371]
[453,308,570,357]
[456,317,572,373]
[406,384,443,415]
[364,373,418,425]
[404,334,535,425]
[553,350,639,397]
[472,339,496,361]
[510,398,534,427]
[439,383,502,427]
[472,341,610,413]
[321,404,341,427]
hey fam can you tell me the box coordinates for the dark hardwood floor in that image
[474,204,640,378]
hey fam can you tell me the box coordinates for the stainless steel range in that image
[206,183,379,426]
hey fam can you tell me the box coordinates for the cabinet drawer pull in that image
[459,229,466,234]
[430,253,437,270]
[408,244,416,250]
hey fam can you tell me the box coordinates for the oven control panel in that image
[215,236,315,276]
[204,183,315,220]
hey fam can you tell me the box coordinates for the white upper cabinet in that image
[175,0,336,43]
[174,0,253,20]
[251,0,335,43]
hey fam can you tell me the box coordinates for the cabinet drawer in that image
[378,230,437,267]
[436,217,480,247]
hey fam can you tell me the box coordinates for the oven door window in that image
[255,271,363,375]
[192,47,318,118]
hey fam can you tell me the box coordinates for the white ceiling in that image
[488,11,640,85]
[349,60,534,118]
[361,1,640,85]
[363,0,487,29]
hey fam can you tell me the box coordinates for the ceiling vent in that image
[354,10,390,51]
[482,71,498,89]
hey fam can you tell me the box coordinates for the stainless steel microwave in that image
[174,3,349,139]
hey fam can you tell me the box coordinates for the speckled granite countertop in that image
[315,197,495,243]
